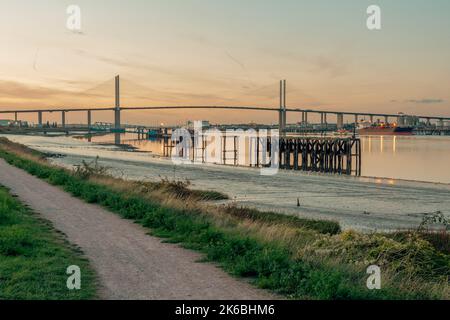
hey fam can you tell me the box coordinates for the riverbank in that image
[0,137,448,300]
[0,157,273,300]
[3,134,450,232]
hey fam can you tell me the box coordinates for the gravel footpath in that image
[0,159,274,300]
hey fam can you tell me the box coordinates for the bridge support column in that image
[354,114,358,125]
[337,113,344,129]
[279,110,283,132]
[370,115,374,123]
[87,110,92,132]
[426,118,431,127]
[320,113,324,126]
[384,116,389,124]
[438,119,444,128]
[61,111,66,128]
[324,113,328,127]
[279,80,286,136]
[114,75,121,145]
[284,81,287,133]
[14,112,18,122]
[38,111,43,128]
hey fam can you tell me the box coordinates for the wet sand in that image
[3,134,450,232]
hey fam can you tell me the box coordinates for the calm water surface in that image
[82,133,450,184]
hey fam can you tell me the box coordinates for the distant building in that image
[187,120,210,129]
[397,114,419,127]
[0,119,14,127]
[0,119,29,127]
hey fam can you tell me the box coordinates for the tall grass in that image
[0,137,448,300]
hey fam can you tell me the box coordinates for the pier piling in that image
[279,136,360,176]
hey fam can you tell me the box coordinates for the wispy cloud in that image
[0,80,71,99]
[0,79,113,109]
[391,98,445,104]
[309,55,349,78]
[225,51,246,70]
[407,98,444,104]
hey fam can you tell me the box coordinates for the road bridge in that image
[2,76,450,141]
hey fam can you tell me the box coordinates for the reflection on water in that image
[83,133,450,183]
[361,135,450,183]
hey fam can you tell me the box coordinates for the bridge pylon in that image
[114,75,121,144]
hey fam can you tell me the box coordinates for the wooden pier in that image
[163,134,361,176]
[279,137,361,176]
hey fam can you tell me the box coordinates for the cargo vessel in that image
[357,122,413,136]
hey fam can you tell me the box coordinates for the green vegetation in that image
[75,157,229,201]
[0,137,448,300]
[222,205,341,235]
[0,185,96,300]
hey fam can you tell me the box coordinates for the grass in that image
[75,157,229,201]
[0,137,448,300]
[0,185,97,300]
[221,205,341,235]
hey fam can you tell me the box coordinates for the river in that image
[83,133,450,184]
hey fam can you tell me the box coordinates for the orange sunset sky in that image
[1,0,449,125]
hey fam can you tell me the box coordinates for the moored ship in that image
[357,122,413,136]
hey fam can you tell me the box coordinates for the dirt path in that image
[0,159,273,300]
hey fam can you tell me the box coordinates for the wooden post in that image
[234,136,238,166]
[293,140,299,170]
[256,136,260,167]
[284,139,290,169]
[222,135,227,165]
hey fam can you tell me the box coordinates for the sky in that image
[1,0,449,125]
